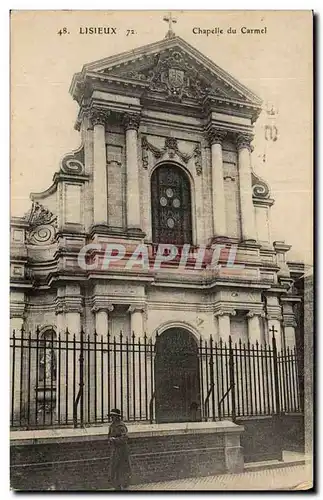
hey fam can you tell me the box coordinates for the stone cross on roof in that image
[163,12,177,39]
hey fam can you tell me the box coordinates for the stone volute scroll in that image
[25,202,57,245]
[60,143,85,176]
[252,171,271,199]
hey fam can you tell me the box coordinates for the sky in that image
[11,10,313,264]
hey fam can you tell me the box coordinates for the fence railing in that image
[10,327,302,430]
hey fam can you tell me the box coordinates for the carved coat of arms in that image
[168,68,184,88]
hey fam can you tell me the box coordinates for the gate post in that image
[272,326,281,415]
[229,336,236,422]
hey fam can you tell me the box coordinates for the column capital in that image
[206,128,227,146]
[247,308,266,318]
[247,310,266,319]
[128,304,146,314]
[91,299,114,314]
[90,108,110,128]
[236,133,254,152]
[123,112,141,131]
[214,309,236,317]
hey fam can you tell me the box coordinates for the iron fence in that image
[10,327,302,430]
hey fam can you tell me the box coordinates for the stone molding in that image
[266,306,282,321]
[282,315,297,328]
[10,303,26,319]
[123,112,141,131]
[236,133,253,152]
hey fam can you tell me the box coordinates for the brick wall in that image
[11,429,232,491]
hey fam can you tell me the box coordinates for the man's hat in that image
[108,408,121,417]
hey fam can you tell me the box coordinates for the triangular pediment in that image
[72,36,262,107]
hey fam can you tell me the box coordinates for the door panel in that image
[155,328,201,423]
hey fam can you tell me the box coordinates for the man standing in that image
[108,409,131,490]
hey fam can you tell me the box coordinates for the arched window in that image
[151,164,192,245]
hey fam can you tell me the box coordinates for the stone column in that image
[281,301,297,349]
[267,317,282,352]
[247,312,264,345]
[124,113,141,231]
[10,309,25,424]
[128,305,146,419]
[215,310,235,342]
[92,305,114,421]
[236,134,256,242]
[128,304,145,337]
[91,109,109,225]
[247,311,265,413]
[207,129,227,239]
[10,293,25,333]
[55,298,82,424]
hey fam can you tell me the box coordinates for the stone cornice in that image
[273,241,292,254]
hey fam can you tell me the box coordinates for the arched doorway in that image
[155,328,201,423]
[151,164,192,245]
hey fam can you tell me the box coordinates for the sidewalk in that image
[128,464,313,491]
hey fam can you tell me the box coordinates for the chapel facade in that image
[10,33,304,424]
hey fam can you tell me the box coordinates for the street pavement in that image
[128,464,313,491]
